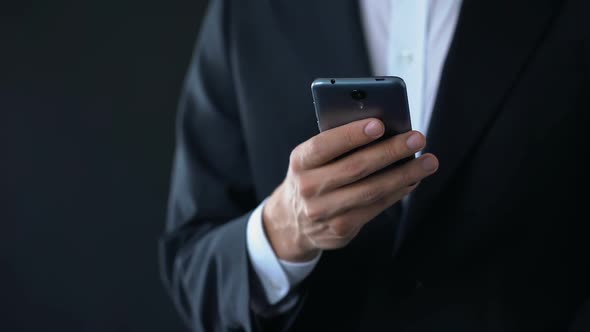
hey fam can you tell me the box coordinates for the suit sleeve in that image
[158,0,260,330]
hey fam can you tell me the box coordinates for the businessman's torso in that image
[223,0,587,330]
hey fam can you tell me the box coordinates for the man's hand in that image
[263,118,439,262]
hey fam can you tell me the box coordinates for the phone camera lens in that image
[351,89,366,100]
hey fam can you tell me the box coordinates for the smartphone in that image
[311,77,412,137]
[311,76,414,171]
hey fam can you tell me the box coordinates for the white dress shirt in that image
[246,0,463,305]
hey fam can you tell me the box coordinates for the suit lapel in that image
[393,0,566,254]
[269,0,371,78]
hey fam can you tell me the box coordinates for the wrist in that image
[262,191,319,262]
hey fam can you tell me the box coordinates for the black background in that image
[1,1,208,330]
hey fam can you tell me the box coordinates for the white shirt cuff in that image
[246,199,320,305]
[279,254,321,286]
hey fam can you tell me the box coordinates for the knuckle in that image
[306,138,324,158]
[342,158,368,181]
[289,146,303,172]
[360,187,386,204]
[383,139,404,162]
[404,162,426,185]
[398,167,414,186]
[303,203,325,222]
[291,138,325,170]
[297,176,316,198]
[330,218,353,238]
[342,128,357,149]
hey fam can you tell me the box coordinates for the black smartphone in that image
[311,76,412,137]
[311,77,412,137]
[311,77,414,165]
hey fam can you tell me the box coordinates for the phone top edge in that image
[311,76,406,89]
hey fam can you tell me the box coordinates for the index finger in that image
[294,118,384,170]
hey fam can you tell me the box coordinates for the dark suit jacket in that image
[159,0,589,331]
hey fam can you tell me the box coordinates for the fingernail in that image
[364,120,384,138]
[421,156,438,172]
[406,133,424,150]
